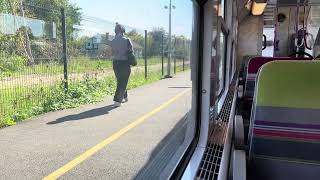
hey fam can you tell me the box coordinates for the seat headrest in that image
[256,61,320,109]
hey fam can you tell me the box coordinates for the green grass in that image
[0,69,164,128]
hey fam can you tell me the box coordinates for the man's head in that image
[115,23,125,35]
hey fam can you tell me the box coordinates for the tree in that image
[23,0,82,40]
[173,35,189,58]
[19,0,34,65]
[148,27,165,57]
[5,0,34,64]
[0,0,82,64]
[0,0,8,13]
[66,3,82,40]
[126,29,144,47]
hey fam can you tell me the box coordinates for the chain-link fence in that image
[0,3,191,127]
[0,3,64,126]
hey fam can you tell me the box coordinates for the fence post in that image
[61,8,68,90]
[183,39,185,71]
[161,34,164,77]
[144,30,147,79]
[183,57,185,71]
[174,38,176,74]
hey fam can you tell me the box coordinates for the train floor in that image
[0,72,192,180]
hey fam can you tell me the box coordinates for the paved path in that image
[0,72,193,180]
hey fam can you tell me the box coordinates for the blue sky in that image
[70,0,193,37]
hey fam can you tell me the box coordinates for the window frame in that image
[170,1,202,178]
[174,0,231,178]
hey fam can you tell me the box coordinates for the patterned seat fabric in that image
[249,61,320,180]
[244,57,311,100]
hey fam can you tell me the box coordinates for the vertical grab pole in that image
[61,8,68,90]
[144,30,147,79]
[161,34,164,76]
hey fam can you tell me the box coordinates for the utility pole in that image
[144,30,148,79]
[164,0,175,78]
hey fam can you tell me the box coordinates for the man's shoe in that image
[113,101,122,107]
[122,98,128,103]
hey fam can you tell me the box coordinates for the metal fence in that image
[0,3,191,126]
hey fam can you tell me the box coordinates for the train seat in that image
[248,61,320,180]
[243,57,311,100]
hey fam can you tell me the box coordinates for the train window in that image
[306,5,320,56]
[262,27,275,57]
[210,2,227,106]
[210,3,219,107]
[229,41,235,79]
[217,0,225,18]
[0,0,198,179]
[216,30,227,97]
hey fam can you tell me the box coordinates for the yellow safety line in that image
[43,89,190,180]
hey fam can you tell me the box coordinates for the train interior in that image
[183,0,320,180]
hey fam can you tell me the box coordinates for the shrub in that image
[0,53,27,73]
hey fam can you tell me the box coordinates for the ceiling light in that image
[252,1,267,15]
